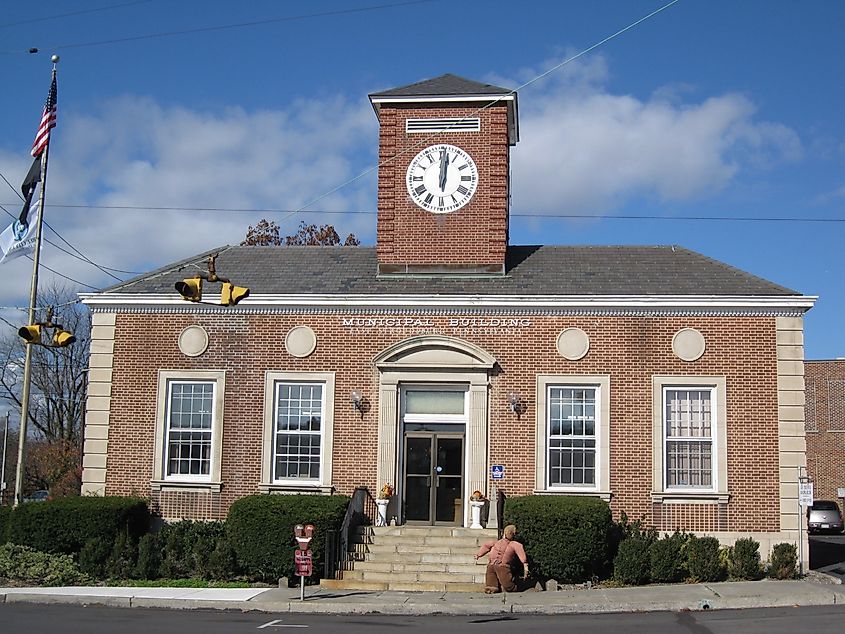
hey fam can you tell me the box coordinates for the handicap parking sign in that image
[491,465,505,480]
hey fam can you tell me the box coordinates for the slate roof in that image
[369,74,513,98]
[102,245,799,297]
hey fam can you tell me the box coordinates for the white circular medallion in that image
[672,328,706,362]
[557,328,590,361]
[285,326,317,358]
[178,325,209,357]
[406,143,478,213]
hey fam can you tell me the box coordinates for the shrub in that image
[106,530,139,579]
[0,543,90,586]
[6,496,149,556]
[78,537,112,578]
[728,537,762,580]
[157,520,229,580]
[613,535,653,585]
[767,542,798,580]
[226,494,349,583]
[684,536,725,582]
[0,505,10,543]
[503,495,614,583]
[135,533,161,580]
[650,532,689,583]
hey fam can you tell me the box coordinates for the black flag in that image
[20,156,41,224]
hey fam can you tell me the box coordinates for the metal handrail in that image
[324,486,376,580]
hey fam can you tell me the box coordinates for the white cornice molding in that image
[369,95,516,105]
[79,292,817,314]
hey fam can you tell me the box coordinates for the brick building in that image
[804,360,845,516]
[80,75,815,553]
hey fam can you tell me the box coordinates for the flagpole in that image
[13,60,57,506]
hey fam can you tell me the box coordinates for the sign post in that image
[797,470,813,577]
[294,524,315,602]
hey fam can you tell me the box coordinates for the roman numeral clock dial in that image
[406,143,478,213]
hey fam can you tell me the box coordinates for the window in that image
[651,376,728,503]
[535,375,610,498]
[153,370,225,490]
[166,381,215,478]
[548,387,596,486]
[664,388,713,488]
[273,382,323,480]
[261,371,335,492]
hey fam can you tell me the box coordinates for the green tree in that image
[242,220,359,247]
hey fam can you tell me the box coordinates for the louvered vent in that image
[405,118,480,133]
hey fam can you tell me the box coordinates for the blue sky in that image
[0,0,842,359]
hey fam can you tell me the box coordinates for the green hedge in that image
[0,543,91,586]
[613,535,652,585]
[0,505,10,543]
[226,494,349,583]
[6,496,149,555]
[768,542,797,580]
[503,495,613,583]
[684,536,725,582]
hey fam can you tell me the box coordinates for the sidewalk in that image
[2,577,844,615]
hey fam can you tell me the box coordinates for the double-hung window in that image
[166,381,215,478]
[273,382,324,481]
[548,386,597,487]
[664,388,714,489]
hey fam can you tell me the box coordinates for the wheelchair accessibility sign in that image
[491,465,505,480]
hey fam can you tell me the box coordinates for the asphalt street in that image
[3,603,845,633]
[809,534,845,571]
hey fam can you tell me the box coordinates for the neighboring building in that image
[80,75,816,553]
[804,360,845,515]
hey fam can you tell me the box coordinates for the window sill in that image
[651,491,730,504]
[259,483,334,495]
[534,489,612,502]
[151,480,223,493]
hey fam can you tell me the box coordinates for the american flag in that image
[31,71,57,158]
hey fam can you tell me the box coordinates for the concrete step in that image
[343,570,484,584]
[365,544,480,556]
[354,561,483,575]
[320,578,484,593]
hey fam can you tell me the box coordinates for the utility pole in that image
[1,411,9,505]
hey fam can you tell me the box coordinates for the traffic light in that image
[18,324,41,344]
[175,277,203,302]
[221,282,250,306]
[52,328,76,347]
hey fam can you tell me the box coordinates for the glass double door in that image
[403,433,464,525]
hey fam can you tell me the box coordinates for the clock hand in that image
[438,150,449,191]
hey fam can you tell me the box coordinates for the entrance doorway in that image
[403,433,464,525]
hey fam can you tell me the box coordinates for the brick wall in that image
[104,310,782,531]
[376,103,510,270]
[805,360,845,517]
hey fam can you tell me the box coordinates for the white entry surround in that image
[374,335,496,527]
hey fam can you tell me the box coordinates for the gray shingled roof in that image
[369,74,512,98]
[103,245,798,296]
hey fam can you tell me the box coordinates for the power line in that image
[4,0,434,54]
[0,0,152,29]
[6,201,843,224]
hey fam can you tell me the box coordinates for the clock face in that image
[406,144,478,214]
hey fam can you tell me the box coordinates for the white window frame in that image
[152,370,225,491]
[652,376,729,504]
[261,371,335,493]
[535,375,610,499]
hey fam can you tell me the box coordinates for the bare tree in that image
[242,219,360,247]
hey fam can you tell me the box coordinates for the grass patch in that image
[104,578,259,588]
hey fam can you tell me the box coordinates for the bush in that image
[0,543,90,586]
[226,494,349,583]
[0,505,10,543]
[106,530,139,579]
[613,535,653,585]
[135,533,161,580]
[767,542,798,580]
[650,532,689,583]
[684,536,725,582]
[728,537,762,580]
[157,520,230,580]
[503,495,613,583]
[78,537,112,578]
[6,496,149,556]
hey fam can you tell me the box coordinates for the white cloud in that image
[506,57,802,216]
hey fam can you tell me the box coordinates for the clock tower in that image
[369,74,519,275]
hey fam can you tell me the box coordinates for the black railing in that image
[324,486,377,580]
[497,488,506,539]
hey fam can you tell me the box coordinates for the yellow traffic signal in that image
[18,324,41,344]
[221,282,250,306]
[52,328,76,347]
[175,277,203,302]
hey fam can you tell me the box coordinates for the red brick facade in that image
[104,311,781,532]
[805,360,845,516]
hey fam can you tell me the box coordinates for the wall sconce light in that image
[351,390,364,418]
[508,392,522,415]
